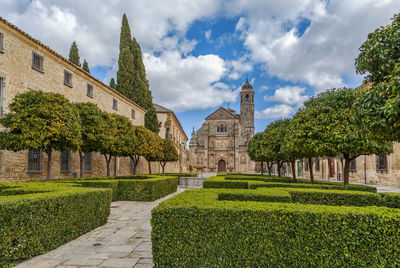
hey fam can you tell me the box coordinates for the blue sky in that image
[2,0,400,139]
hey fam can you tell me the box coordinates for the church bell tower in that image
[240,79,255,128]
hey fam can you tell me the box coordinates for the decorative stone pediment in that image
[206,107,239,120]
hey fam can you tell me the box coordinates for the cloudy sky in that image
[1,0,400,138]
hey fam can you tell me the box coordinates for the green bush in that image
[0,182,112,265]
[380,192,400,208]
[59,175,178,201]
[203,176,248,189]
[152,189,400,267]
[218,188,291,203]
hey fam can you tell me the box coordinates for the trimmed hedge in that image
[204,175,377,192]
[152,189,400,267]
[0,182,112,265]
[59,175,178,201]
[218,188,291,203]
[226,174,377,192]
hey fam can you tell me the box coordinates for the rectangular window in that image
[0,77,5,117]
[376,155,388,171]
[27,149,43,173]
[113,98,118,110]
[131,109,135,119]
[32,51,44,72]
[60,150,72,173]
[350,158,357,172]
[87,83,94,98]
[64,70,72,87]
[315,159,320,171]
[84,152,93,172]
[0,32,4,53]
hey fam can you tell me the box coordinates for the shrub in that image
[203,176,248,189]
[218,188,291,203]
[152,189,400,267]
[0,182,112,265]
[59,175,178,201]
[380,192,400,208]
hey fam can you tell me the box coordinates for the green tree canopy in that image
[82,59,90,73]
[74,102,107,177]
[281,118,304,182]
[98,112,136,176]
[158,138,178,173]
[301,88,393,184]
[0,91,81,180]
[248,132,273,175]
[128,126,156,174]
[116,47,135,99]
[354,12,400,143]
[68,41,81,67]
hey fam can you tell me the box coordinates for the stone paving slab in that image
[15,189,185,268]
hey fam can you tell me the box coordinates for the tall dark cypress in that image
[131,37,160,133]
[109,78,116,89]
[116,14,134,98]
[69,41,81,67]
[82,59,90,73]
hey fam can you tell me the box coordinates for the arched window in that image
[245,94,249,103]
[217,122,227,133]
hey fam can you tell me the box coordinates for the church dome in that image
[241,79,253,91]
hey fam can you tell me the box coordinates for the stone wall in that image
[0,19,149,181]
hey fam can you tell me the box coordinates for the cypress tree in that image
[131,37,160,133]
[68,41,81,67]
[109,78,116,89]
[116,14,134,98]
[82,59,90,73]
[117,47,135,99]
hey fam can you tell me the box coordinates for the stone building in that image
[189,80,255,173]
[152,103,188,173]
[0,17,149,181]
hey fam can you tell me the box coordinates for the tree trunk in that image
[129,155,140,174]
[343,154,350,185]
[291,159,297,183]
[46,145,52,181]
[147,159,152,174]
[160,162,166,174]
[308,157,314,184]
[277,162,282,177]
[267,162,272,176]
[79,150,85,178]
[261,162,264,175]
[114,156,118,176]
[104,154,112,176]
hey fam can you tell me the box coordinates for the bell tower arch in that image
[240,79,255,129]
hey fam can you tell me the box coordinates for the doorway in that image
[218,160,226,172]
[328,158,335,177]
[297,161,302,177]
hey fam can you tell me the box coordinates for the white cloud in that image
[229,0,400,91]
[265,86,308,107]
[205,30,212,40]
[144,51,238,112]
[227,56,253,80]
[255,104,293,119]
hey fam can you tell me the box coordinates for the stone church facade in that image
[189,80,255,174]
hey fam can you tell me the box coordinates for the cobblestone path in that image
[16,189,185,268]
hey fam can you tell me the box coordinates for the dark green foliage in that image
[218,189,291,203]
[109,78,116,89]
[151,189,400,267]
[131,38,160,133]
[58,175,178,201]
[68,41,81,67]
[204,175,377,192]
[116,47,135,99]
[82,59,90,73]
[380,192,400,208]
[119,14,132,53]
[0,183,111,264]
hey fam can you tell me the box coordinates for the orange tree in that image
[0,91,81,181]
[129,126,162,174]
[158,138,178,174]
[99,112,136,176]
[74,102,107,177]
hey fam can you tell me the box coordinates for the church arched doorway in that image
[218,160,226,172]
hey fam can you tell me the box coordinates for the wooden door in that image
[328,158,335,177]
[297,161,302,177]
[218,160,226,172]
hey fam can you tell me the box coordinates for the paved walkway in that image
[16,189,185,268]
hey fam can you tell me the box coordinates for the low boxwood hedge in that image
[218,188,291,203]
[59,175,178,201]
[152,189,400,267]
[0,182,112,265]
[204,175,377,192]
